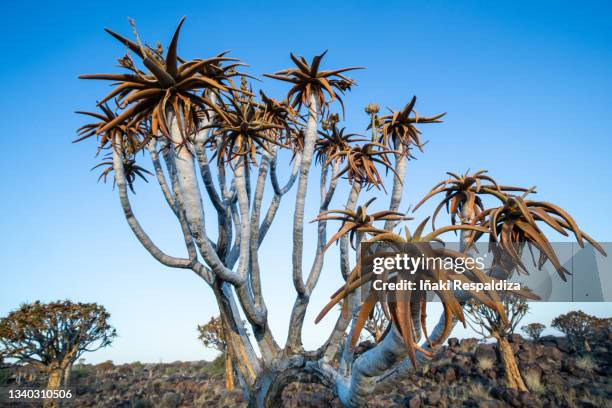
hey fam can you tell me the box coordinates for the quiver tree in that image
[522,322,546,341]
[465,294,529,391]
[0,301,115,406]
[591,316,612,342]
[76,18,605,407]
[197,316,235,389]
[551,310,604,351]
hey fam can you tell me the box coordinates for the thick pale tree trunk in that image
[44,368,64,408]
[62,364,72,386]
[494,333,527,391]
[247,359,335,408]
[46,369,63,389]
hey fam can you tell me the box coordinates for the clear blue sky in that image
[1,0,611,364]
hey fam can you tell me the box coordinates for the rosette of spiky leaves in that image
[264,51,363,115]
[79,17,240,145]
[204,93,285,170]
[413,170,531,228]
[315,122,366,166]
[93,152,152,194]
[312,198,410,251]
[259,91,297,128]
[258,90,300,149]
[376,96,446,154]
[283,128,306,162]
[315,223,518,366]
[74,103,147,156]
[470,195,607,280]
[326,142,399,190]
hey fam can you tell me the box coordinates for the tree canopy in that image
[0,300,116,371]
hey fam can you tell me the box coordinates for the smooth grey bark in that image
[258,152,300,244]
[384,153,407,230]
[321,182,362,365]
[291,93,319,295]
[286,159,340,350]
[109,102,469,407]
[111,136,192,269]
[166,112,242,285]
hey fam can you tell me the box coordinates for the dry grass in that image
[436,357,452,366]
[476,356,495,371]
[466,382,491,401]
[523,370,545,393]
[549,383,577,406]
[579,393,612,408]
[575,355,597,371]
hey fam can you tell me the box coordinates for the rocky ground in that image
[1,335,610,407]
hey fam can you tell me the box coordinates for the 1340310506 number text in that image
[4,388,73,400]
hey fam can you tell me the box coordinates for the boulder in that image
[485,368,497,380]
[474,344,497,362]
[427,388,442,405]
[460,338,478,350]
[518,391,536,406]
[443,366,456,381]
[516,343,537,363]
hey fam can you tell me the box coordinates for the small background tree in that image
[0,300,116,406]
[522,322,546,342]
[591,317,611,343]
[465,293,529,391]
[197,316,234,390]
[551,310,604,352]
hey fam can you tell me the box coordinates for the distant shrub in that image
[163,366,178,377]
[522,322,546,341]
[575,355,597,371]
[466,382,490,401]
[476,356,495,371]
[202,354,226,379]
[523,370,545,393]
[70,365,91,381]
[95,360,115,372]
[131,361,145,375]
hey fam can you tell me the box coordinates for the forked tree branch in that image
[111,135,192,269]
[258,152,300,244]
[286,159,340,350]
[165,112,242,285]
[292,94,319,295]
